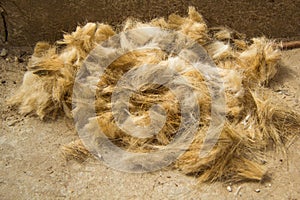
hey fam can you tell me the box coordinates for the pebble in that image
[227,186,232,192]
[0,48,8,57]
[7,119,18,126]
[255,189,260,193]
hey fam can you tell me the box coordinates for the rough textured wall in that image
[0,0,299,47]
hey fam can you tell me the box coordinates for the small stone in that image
[255,189,260,193]
[7,120,18,126]
[227,186,232,192]
[0,48,8,57]
[268,183,271,187]
[96,153,102,159]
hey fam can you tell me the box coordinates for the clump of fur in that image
[9,7,300,183]
[61,139,92,162]
[9,24,115,119]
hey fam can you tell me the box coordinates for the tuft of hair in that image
[61,139,92,162]
[9,7,300,183]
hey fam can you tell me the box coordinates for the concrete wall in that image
[0,0,299,47]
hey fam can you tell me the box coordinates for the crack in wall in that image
[0,4,8,43]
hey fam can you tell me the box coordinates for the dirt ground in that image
[0,48,299,199]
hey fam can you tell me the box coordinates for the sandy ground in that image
[0,49,299,199]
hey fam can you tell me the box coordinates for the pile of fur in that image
[10,7,300,182]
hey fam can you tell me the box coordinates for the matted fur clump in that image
[9,7,300,182]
